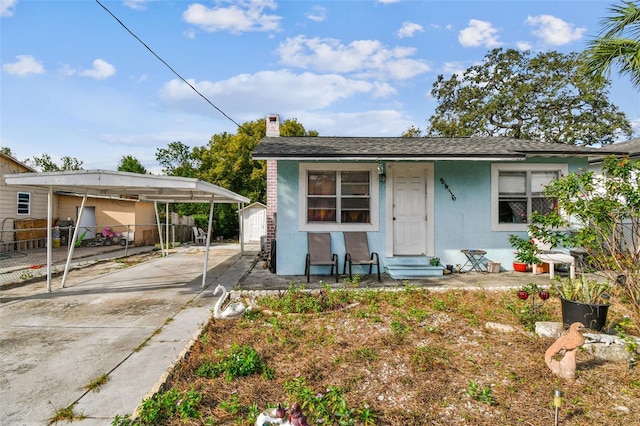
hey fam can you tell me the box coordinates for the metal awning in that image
[3,170,251,292]
[3,169,250,203]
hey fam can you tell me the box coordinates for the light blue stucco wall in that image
[274,158,588,276]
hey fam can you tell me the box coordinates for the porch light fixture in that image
[377,161,386,182]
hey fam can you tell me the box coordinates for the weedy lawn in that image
[115,284,640,425]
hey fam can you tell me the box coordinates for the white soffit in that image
[3,169,250,204]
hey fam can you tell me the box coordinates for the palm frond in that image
[600,1,640,40]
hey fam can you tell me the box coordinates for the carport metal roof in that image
[4,170,251,292]
[3,169,250,204]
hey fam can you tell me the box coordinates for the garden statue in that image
[545,322,585,381]
[255,402,309,426]
[213,285,248,319]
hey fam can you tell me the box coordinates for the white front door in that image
[393,167,427,255]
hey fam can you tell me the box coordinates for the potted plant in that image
[552,275,611,331]
[508,234,541,272]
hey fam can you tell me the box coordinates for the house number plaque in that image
[439,177,456,201]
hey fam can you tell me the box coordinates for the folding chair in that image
[343,232,381,281]
[193,227,206,245]
[305,233,339,282]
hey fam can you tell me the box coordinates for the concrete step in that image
[385,265,444,279]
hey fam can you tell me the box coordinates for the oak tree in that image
[426,48,632,146]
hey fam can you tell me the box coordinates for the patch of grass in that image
[412,345,450,371]
[258,283,355,314]
[390,319,410,340]
[467,380,495,405]
[140,388,202,424]
[195,343,269,381]
[85,373,109,392]
[351,347,379,363]
[283,375,377,425]
[133,327,162,352]
[49,403,84,424]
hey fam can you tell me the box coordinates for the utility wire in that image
[95,0,245,131]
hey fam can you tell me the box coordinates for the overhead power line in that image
[95,0,244,131]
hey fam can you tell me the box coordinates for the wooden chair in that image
[193,227,206,245]
[305,233,339,282]
[343,232,381,281]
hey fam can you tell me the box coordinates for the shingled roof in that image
[610,137,640,156]
[252,136,628,160]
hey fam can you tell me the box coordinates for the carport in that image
[3,169,250,292]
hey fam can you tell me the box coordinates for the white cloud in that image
[306,6,326,23]
[300,110,414,137]
[516,41,532,51]
[378,0,400,4]
[78,59,116,80]
[159,70,376,115]
[458,19,501,48]
[0,0,17,17]
[123,0,148,11]
[133,74,148,83]
[631,117,640,137]
[182,0,281,33]
[275,36,430,80]
[154,70,411,136]
[525,15,586,46]
[442,61,466,77]
[398,22,424,39]
[2,55,45,76]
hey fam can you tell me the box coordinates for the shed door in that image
[245,208,266,243]
[393,168,426,255]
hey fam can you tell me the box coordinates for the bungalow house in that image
[252,115,627,278]
[0,152,51,251]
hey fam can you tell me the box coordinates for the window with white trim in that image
[299,163,379,231]
[17,192,31,215]
[491,164,567,231]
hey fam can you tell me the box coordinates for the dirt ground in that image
[161,285,640,426]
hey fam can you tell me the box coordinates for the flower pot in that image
[537,263,549,273]
[513,262,528,272]
[560,298,609,331]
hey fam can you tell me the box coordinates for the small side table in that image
[460,249,488,273]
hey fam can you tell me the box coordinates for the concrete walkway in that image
[0,243,556,425]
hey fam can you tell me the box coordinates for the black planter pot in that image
[560,298,610,331]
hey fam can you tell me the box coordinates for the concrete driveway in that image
[0,244,253,425]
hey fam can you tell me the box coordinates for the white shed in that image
[240,202,266,244]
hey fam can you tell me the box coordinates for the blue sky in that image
[2,0,639,173]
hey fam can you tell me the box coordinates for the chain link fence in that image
[0,222,198,287]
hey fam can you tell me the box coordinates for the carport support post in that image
[61,194,87,288]
[201,195,215,287]
[165,202,169,251]
[154,201,165,257]
[46,186,53,292]
[239,202,244,255]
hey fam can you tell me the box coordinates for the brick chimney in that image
[266,114,280,137]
